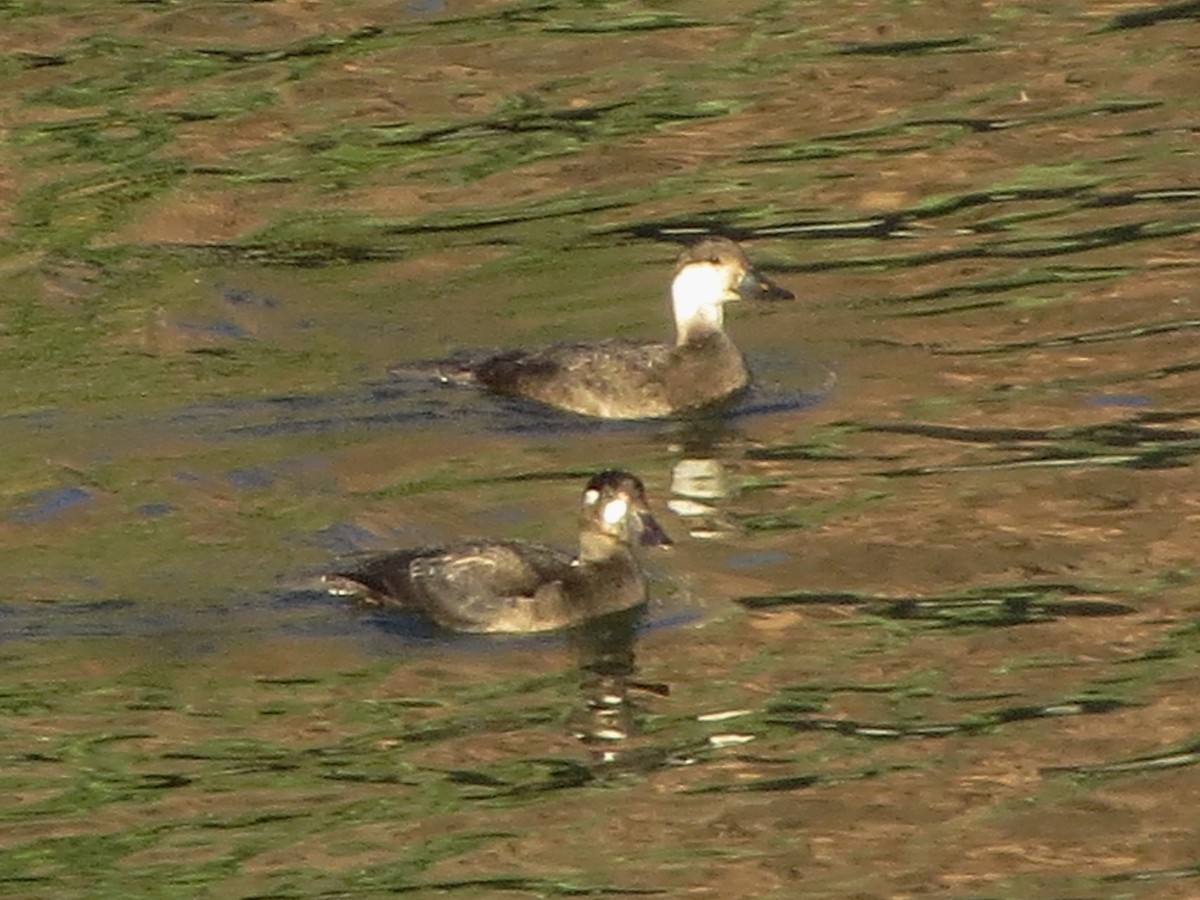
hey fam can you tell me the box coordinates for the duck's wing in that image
[474,340,670,390]
[408,541,575,632]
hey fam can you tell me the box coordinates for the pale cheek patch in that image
[583,489,601,506]
[674,264,731,310]
[602,497,629,526]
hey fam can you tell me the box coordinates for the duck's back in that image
[334,541,568,631]
[473,334,748,419]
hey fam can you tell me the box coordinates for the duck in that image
[322,470,671,633]
[412,238,794,419]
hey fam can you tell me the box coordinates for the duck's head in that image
[670,238,794,343]
[579,470,672,555]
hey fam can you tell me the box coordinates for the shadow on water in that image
[0,591,373,646]
[155,359,838,442]
[0,581,699,655]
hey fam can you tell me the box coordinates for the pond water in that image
[2,1,1200,896]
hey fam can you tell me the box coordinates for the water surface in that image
[2,1,1200,896]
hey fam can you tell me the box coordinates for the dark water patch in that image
[762,416,1200,475]
[443,730,723,798]
[210,85,736,189]
[362,695,447,709]
[855,418,1200,447]
[377,196,635,235]
[684,763,911,795]
[178,317,250,340]
[738,583,1136,627]
[160,364,831,441]
[445,770,512,787]
[1095,357,1200,387]
[870,596,1136,627]
[613,214,910,243]
[374,99,635,146]
[157,198,635,267]
[0,408,62,429]
[8,485,94,524]
[732,491,889,532]
[835,36,980,56]
[478,468,612,485]
[343,607,450,644]
[406,0,447,14]
[1100,862,1200,885]
[1084,186,1200,207]
[1087,393,1153,408]
[726,550,792,570]
[375,707,565,749]
[858,219,1200,269]
[744,442,896,463]
[1043,737,1200,777]
[0,593,383,646]
[385,875,668,895]
[256,586,680,655]
[197,810,311,830]
[876,448,1194,475]
[129,772,195,791]
[226,466,274,490]
[544,12,704,33]
[10,51,69,69]
[1103,0,1200,30]
[165,380,485,436]
[164,237,409,268]
[457,757,596,799]
[856,265,1122,314]
[933,316,1200,356]
[775,682,904,698]
[743,100,1162,164]
[614,183,1198,272]
[769,697,1136,739]
[136,502,174,517]
[311,521,386,555]
[859,99,1162,138]
[193,25,384,64]
[320,771,417,785]
[0,597,202,642]
[217,283,279,308]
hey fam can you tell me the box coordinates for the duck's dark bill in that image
[740,270,795,301]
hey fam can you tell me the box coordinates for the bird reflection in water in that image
[566,606,670,769]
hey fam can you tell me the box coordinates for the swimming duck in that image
[323,470,671,633]
[419,238,794,419]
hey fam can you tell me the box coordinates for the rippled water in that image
[3,1,1200,896]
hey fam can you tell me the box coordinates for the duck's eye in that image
[602,497,629,525]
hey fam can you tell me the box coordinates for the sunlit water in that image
[3,1,1200,896]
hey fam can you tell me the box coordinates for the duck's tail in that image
[319,573,417,610]
[388,351,481,385]
[319,573,374,598]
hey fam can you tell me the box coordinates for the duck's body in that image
[417,238,793,420]
[470,331,747,419]
[324,471,670,634]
